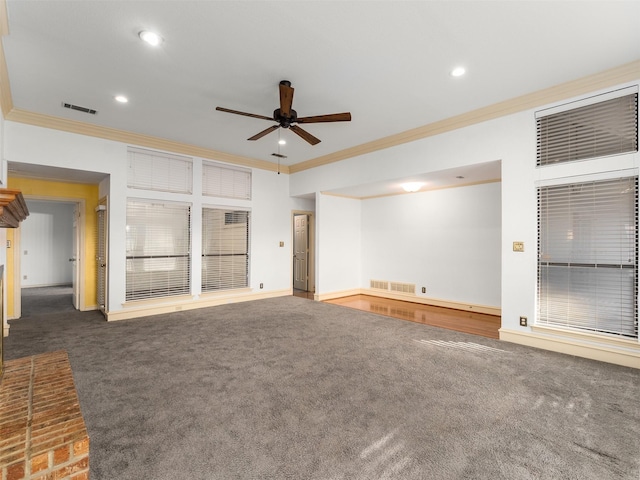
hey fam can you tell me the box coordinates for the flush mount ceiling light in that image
[450,66,466,77]
[402,182,423,193]
[114,95,129,103]
[139,30,163,46]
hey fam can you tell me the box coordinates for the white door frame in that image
[96,198,108,314]
[12,196,86,318]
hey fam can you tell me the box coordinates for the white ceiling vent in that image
[62,102,97,115]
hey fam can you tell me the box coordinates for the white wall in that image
[3,78,639,364]
[316,193,361,294]
[20,200,74,287]
[3,122,304,315]
[292,79,640,366]
[361,182,501,307]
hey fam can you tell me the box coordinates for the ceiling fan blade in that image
[216,106,273,121]
[290,125,321,145]
[296,112,352,123]
[248,125,279,141]
[279,82,294,117]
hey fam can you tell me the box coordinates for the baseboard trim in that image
[315,289,362,302]
[500,328,640,369]
[106,289,292,322]
[317,288,501,316]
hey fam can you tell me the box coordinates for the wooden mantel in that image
[0,189,29,228]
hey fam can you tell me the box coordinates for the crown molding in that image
[0,0,8,37]
[0,2,14,117]
[6,108,290,174]
[289,60,640,174]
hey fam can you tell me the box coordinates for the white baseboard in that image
[315,289,362,302]
[500,328,640,369]
[106,288,292,322]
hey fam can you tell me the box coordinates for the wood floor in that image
[323,294,501,339]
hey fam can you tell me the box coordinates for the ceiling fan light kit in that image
[216,80,351,145]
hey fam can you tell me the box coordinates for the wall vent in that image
[370,280,389,290]
[62,102,97,115]
[390,282,415,295]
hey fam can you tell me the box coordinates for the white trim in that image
[535,85,638,118]
[500,328,640,369]
[108,288,291,321]
[535,167,639,188]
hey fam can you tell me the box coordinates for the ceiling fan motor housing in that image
[274,108,297,128]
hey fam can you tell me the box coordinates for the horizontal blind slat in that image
[202,208,250,292]
[537,176,638,338]
[126,200,191,301]
[537,93,638,166]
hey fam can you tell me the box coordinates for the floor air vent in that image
[63,102,97,115]
[370,280,389,290]
[390,282,415,295]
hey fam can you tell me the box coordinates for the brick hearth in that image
[0,351,89,480]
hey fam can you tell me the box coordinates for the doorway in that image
[292,211,315,299]
[13,198,85,318]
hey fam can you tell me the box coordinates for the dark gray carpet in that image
[4,296,640,479]
[21,284,74,316]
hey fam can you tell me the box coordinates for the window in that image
[128,147,193,194]
[202,161,251,200]
[126,200,191,300]
[537,177,638,338]
[202,208,249,292]
[536,91,638,166]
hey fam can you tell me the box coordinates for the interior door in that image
[293,214,309,291]
[71,204,80,309]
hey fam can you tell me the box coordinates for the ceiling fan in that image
[216,80,351,145]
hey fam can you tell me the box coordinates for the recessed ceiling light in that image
[402,182,423,193]
[114,95,129,103]
[139,30,163,46]
[450,67,466,77]
[278,139,286,145]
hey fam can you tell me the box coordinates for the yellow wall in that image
[6,177,99,317]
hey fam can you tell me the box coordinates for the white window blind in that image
[536,92,638,166]
[128,147,193,194]
[537,177,638,338]
[202,208,249,292]
[202,161,251,200]
[126,200,191,301]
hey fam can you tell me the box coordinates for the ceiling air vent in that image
[62,102,97,115]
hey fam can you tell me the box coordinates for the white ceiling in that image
[3,1,640,196]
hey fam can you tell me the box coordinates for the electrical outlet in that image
[421,287,426,294]
[519,316,528,327]
[259,283,263,289]
[23,275,27,280]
